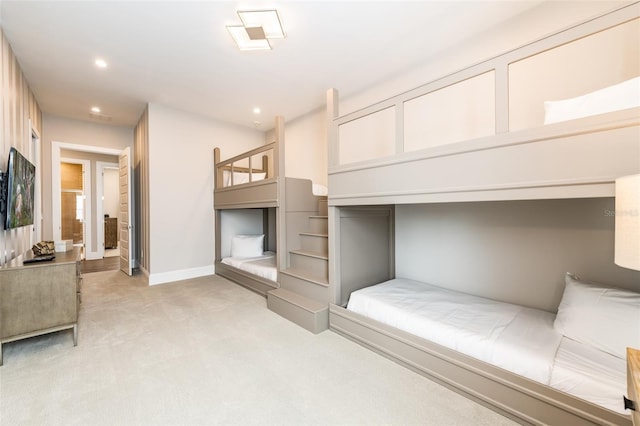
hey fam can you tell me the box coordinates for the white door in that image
[119,147,133,276]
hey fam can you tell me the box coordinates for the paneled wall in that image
[0,29,42,266]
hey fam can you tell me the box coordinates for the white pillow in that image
[554,273,640,359]
[544,76,640,125]
[231,234,264,258]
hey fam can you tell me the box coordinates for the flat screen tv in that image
[3,147,36,230]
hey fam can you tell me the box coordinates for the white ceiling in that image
[0,1,545,130]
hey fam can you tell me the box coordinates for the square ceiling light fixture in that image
[227,9,285,51]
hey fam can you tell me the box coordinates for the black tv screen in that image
[4,147,35,230]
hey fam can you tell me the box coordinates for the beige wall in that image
[146,103,264,283]
[41,114,133,243]
[0,28,42,266]
[284,109,327,186]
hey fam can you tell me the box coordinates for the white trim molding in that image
[148,265,215,286]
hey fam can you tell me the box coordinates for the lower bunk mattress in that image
[346,278,627,415]
[220,251,277,282]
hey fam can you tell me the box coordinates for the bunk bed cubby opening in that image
[331,206,395,307]
[330,199,639,426]
[215,207,278,296]
[326,5,639,423]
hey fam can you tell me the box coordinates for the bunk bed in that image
[213,116,285,296]
[326,3,640,426]
[214,116,330,331]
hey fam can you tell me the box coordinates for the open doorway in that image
[52,142,127,261]
[60,159,90,256]
[97,162,119,258]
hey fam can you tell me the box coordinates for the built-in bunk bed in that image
[214,116,330,332]
[326,4,640,426]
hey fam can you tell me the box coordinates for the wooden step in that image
[300,232,328,254]
[267,288,328,334]
[280,268,328,302]
[289,250,329,281]
[308,216,328,234]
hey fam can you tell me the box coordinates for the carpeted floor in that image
[0,271,516,425]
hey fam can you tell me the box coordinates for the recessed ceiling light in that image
[91,106,101,113]
[95,58,108,68]
[253,107,261,114]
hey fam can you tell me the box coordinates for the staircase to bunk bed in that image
[267,198,329,333]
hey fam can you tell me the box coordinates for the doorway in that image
[60,159,90,254]
[52,142,130,265]
[97,162,119,259]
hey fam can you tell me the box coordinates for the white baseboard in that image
[148,265,215,286]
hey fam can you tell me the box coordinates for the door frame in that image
[52,142,122,260]
[96,161,119,259]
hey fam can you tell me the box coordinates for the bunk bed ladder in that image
[268,198,329,333]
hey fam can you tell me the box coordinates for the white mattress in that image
[550,337,627,414]
[221,251,277,282]
[222,169,267,187]
[346,278,562,384]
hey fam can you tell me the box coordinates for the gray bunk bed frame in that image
[326,4,639,426]
[214,116,286,296]
[214,116,328,304]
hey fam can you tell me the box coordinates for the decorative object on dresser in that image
[104,216,118,249]
[0,247,81,365]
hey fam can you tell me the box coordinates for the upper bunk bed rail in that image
[213,116,285,210]
[327,2,640,205]
[214,141,276,189]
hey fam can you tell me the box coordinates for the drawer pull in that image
[624,396,636,411]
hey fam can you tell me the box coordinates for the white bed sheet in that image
[550,337,627,414]
[221,251,277,282]
[312,183,328,196]
[346,278,562,384]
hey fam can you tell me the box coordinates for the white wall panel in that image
[339,107,395,165]
[404,71,495,151]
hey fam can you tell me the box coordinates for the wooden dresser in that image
[0,248,81,365]
[629,347,640,426]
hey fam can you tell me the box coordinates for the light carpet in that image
[0,270,516,425]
